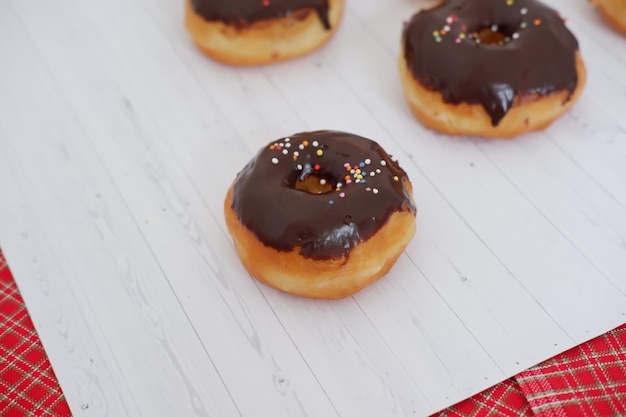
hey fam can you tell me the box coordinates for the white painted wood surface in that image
[0,0,625,415]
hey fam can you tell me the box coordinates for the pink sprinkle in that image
[455,38,461,43]
[339,192,345,198]
[366,187,371,192]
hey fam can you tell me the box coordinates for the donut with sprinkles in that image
[185,0,345,65]
[399,0,587,138]
[224,131,417,299]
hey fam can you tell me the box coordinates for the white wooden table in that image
[1,0,625,416]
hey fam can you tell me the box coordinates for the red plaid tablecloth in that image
[0,248,625,417]
[436,322,626,416]
[0,251,72,417]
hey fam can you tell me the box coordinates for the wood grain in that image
[0,0,625,416]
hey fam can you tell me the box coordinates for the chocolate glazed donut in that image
[224,131,417,299]
[400,0,586,138]
[185,0,345,65]
[190,0,332,29]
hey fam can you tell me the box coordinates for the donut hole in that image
[294,173,335,194]
[475,24,516,46]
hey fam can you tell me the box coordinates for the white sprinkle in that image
[312,140,319,147]
[272,158,279,165]
[444,25,451,31]
[512,32,520,39]
[380,160,387,166]
[336,182,343,188]
[376,169,381,174]
[296,164,303,170]
[365,158,371,165]
[293,151,299,157]
[285,143,291,148]
[299,144,304,150]
[285,138,290,142]
[350,169,355,174]
[521,7,528,15]
[282,149,288,155]
[373,188,379,194]
[320,179,327,185]
[370,172,375,177]
[355,179,360,183]
[491,24,498,32]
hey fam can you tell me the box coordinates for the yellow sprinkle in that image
[316,149,323,156]
[394,176,399,181]
[433,30,439,36]
[459,33,466,39]
[506,0,513,5]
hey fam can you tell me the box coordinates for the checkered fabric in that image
[435,324,626,417]
[435,378,532,417]
[0,251,72,417]
[517,325,626,417]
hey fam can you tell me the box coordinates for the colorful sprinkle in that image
[316,149,323,156]
[314,164,320,171]
[328,200,334,205]
[339,192,345,198]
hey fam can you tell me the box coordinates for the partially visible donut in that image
[224,131,417,299]
[399,0,586,138]
[185,0,345,65]
[590,0,626,36]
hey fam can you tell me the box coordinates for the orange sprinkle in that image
[302,140,309,146]
[534,19,541,25]
[269,145,275,150]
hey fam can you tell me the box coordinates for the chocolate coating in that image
[402,0,580,126]
[190,0,332,29]
[231,131,416,260]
